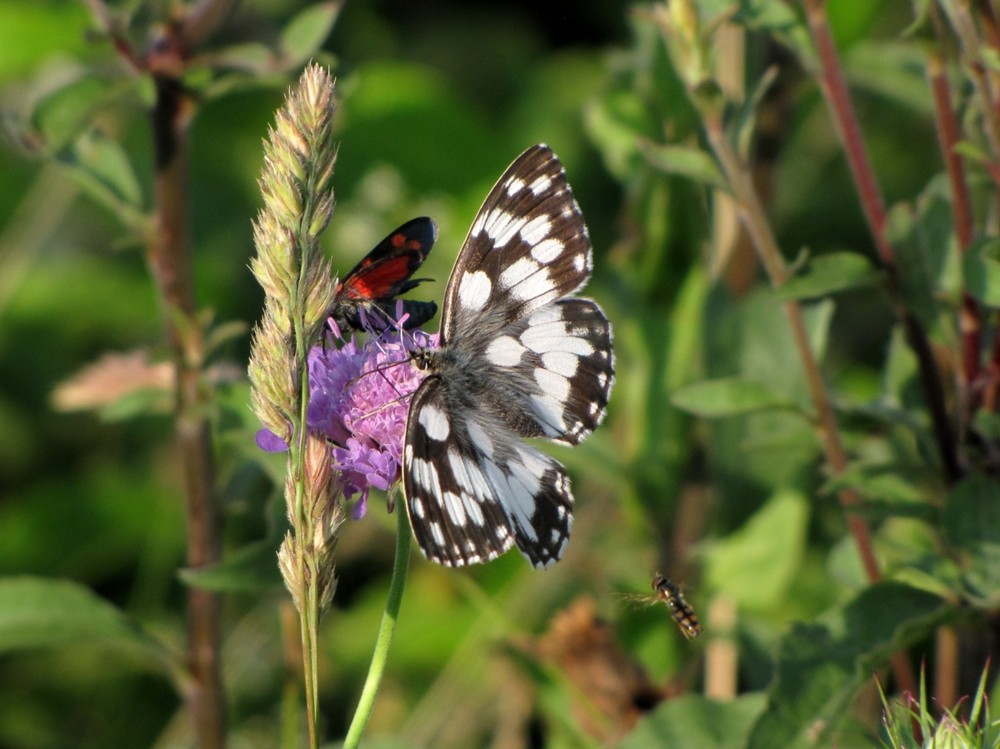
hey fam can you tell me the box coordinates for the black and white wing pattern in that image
[403,144,614,568]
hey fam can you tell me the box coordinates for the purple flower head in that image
[307,318,439,519]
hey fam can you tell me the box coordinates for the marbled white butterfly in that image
[403,144,614,568]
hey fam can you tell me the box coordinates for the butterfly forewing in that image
[442,147,594,337]
[404,144,614,568]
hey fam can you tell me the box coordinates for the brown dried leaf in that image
[51,349,173,412]
[531,597,663,743]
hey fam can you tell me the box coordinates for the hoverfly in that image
[651,575,701,640]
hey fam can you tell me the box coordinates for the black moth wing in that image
[333,216,439,332]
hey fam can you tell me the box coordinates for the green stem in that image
[293,342,320,748]
[343,505,412,749]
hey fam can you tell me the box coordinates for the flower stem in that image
[343,506,412,749]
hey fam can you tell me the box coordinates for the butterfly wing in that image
[442,144,614,444]
[403,145,613,568]
[404,374,573,568]
[441,146,594,337]
[334,217,439,331]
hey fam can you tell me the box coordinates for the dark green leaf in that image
[823,462,931,506]
[886,179,956,327]
[620,693,768,749]
[0,577,162,656]
[746,583,953,749]
[178,540,282,592]
[774,252,881,301]
[943,472,1000,605]
[963,238,1000,307]
[672,377,797,417]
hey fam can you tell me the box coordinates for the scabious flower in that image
[311,321,438,518]
[258,313,439,520]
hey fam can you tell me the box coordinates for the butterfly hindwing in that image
[334,217,438,331]
[404,145,614,568]
[403,375,573,568]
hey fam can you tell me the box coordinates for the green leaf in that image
[59,130,147,230]
[0,577,162,656]
[32,75,109,151]
[943,472,1000,605]
[620,693,768,749]
[584,90,649,179]
[732,66,779,161]
[774,252,881,301]
[823,462,932,507]
[640,140,726,190]
[208,42,275,74]
[886,179,957,327]
[845,41,934,115]
[702,490,809,611]
[746,583,953,749]
[963,237,1000,307]
[671,377,797,417]
[279,1,342,67]
[178,540,282,592]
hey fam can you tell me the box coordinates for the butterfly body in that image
[403,145,614,569]
[331,216,438,332]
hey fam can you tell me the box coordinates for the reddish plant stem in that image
[976,1,1000,53]
[802,0,961,483]
[701,110,915,696]
[927,39,983,405]
[927,52,975,253]
[150,70,226,749]
[803,0,892,267]
[960,0,1000,414]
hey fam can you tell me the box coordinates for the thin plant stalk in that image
[81,2,239,745]
[802,0,961,483]
[698,105,918,700]
[343,506,412,749]
[146,20,230,749]
[924,11,981,400]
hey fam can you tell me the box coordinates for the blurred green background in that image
[0,1,967,748]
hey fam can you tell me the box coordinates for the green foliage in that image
[747,583,953,749]
[621,694,768,749]
[3,0,1000,747]
[0,577,161,656]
